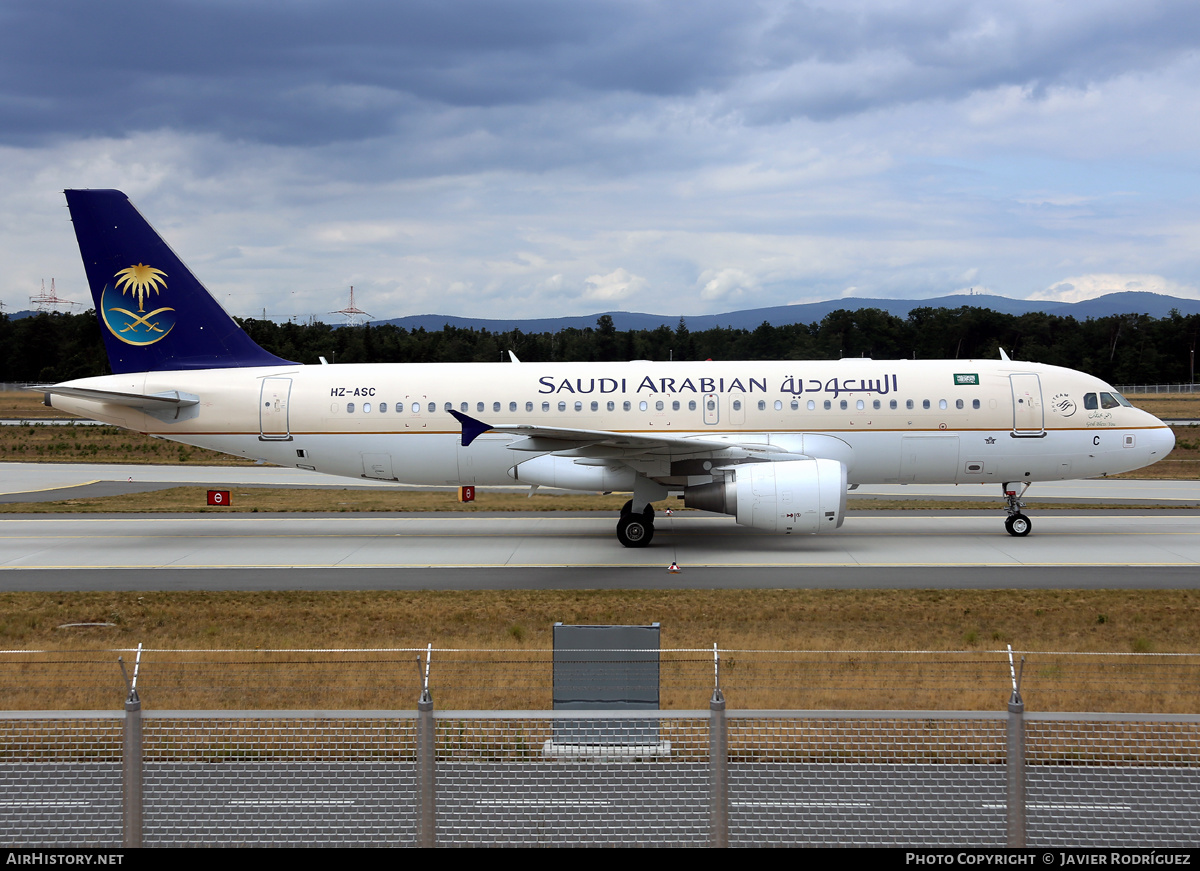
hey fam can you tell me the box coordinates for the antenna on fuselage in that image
[999,348,1011,362]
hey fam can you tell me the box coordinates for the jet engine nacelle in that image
[508,454,638,491]
[684,458,847,534]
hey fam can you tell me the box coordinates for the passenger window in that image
[509,402,517,412]
[688,400,696,411]
[823,400,831,410]
[427,402,436,413]
[379,403,387,413]
[591,401,599,412]
[493,401,501,413]
[624,401,632,411]
[807,400,815,410]
[574,401,583,411]
[347,402,355,413]
[542,401,550,412]
[873,400,880,410]
[363,402,371,413]
[706,399,715,411]
[922,400,930,410]
[972,399,980,409]
[608,401,616,411]
[840,400,848,410]
[856,400,864,410]
[558,401,566,412]
[460,402,468,412]
[640,401,648,411]
[890,400,897,410]
[444,402,452,412]
[774,400,783,411]
[790,399,799,411]
[672,400,680,411]
[906,400,914,410]
[939,399,947,410]
[1084,393,1098,410]
[477,402,485,412]
[655,400,664,411]
[732,400,742,411]
[526,401,533,412]
[757,400,766,411]
[956,399,964,410]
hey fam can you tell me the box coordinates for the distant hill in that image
[374,291,1200,333]
[10,290,1200,329]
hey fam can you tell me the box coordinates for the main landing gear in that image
[617,500,655,548]
[1002,483,1032,537]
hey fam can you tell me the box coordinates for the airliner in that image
[43,189,1175,547]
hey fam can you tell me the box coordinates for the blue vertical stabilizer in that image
[65,189,294,374]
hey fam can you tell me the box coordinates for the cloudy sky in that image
[2,0,1199,322]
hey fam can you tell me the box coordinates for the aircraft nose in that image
[1145,421,1175,460]
[1158,424,1176,455]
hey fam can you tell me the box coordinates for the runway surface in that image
[2,510,1198,591]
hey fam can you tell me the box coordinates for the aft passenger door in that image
[259,377,292,441]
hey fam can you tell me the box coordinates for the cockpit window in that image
[1113,391,1133,408]
[1100,392,1121,409]
[1084,393,1098,410]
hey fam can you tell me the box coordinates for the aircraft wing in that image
[449,409,791,462]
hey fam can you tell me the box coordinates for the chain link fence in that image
[2,648,1200,846]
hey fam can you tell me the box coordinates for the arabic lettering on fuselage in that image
[536,374,901,396]
[780,375,899,398]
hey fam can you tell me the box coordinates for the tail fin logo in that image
[100,263,177,346]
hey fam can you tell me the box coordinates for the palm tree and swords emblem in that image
[104,264,175,343]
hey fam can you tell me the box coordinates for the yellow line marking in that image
[0,480,101,496]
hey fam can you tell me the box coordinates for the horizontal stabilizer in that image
[43,386,199,422]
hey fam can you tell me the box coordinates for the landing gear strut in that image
[617,500,655,548]
[1002,483,1032,537]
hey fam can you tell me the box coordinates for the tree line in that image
[2,306,1196,385]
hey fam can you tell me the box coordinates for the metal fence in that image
[3,707,1199,847]
[1118,383,1200,394]
[2,648,1200,847]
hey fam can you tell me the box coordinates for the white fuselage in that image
[49,358,1174,491]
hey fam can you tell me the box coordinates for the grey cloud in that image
[3,1,1198,150]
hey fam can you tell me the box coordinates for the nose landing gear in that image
[1002,483,1032,537]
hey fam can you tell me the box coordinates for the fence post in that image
[1005,646,1025,848]
[119,645,143,849]
[709,643,728,848]
[416,643,436,848]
